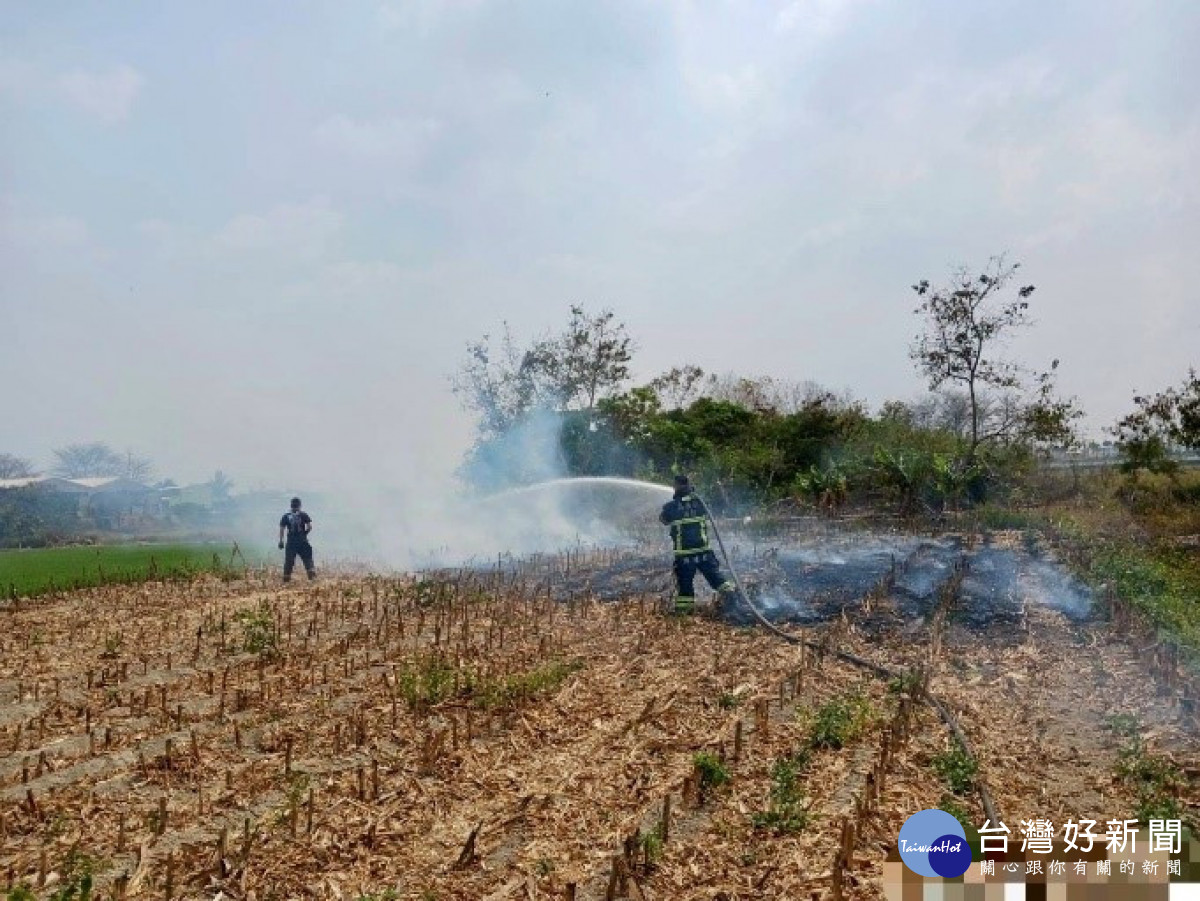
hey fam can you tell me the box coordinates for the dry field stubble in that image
[1,547,1196,900]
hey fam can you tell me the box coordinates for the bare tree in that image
[52,443,123,478]
[648,365,706,410]
[52,442,153,481]
[702,373,852,415]
[911,391,984,438]
[122,450,154,482]
[0,453,37,479]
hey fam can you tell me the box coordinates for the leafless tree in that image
[0,453,36,479]
[52,442,153,481]
[648,365,706,409]
[702,373,855,415]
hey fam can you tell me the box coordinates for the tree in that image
[121,450,153,482]
[909,391,975,438]
[51,443,153,481]
[648,365,706,410]
[1021,362,1083,450]
[910,255,1079,459]
[0,453,36,479]
[52,443,122,478]
[703,373,850,415]
[451,324,556,439]
[543,306,635,411]
[452,306,635,437]
[1113,368,1200,473]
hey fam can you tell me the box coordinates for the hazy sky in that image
[3,0,1197,490]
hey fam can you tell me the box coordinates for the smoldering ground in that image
[224,408,1093,635]
[527,525,1094,634]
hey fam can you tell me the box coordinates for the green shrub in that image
[809,694,872,750]
[932,742,978,795]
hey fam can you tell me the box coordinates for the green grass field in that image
[0,543,251,599]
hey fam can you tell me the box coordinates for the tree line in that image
[452,257,1197,513]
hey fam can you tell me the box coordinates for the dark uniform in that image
[279,505,315,581]
[659,479,736,614]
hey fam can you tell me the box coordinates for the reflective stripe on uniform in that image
[667,515,710,554]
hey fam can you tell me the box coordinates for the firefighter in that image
[278,496,316,582]
[659,474,737,615]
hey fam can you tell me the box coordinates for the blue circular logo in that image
[898,809,970,878]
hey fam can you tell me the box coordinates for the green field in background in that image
[0,543,252,598]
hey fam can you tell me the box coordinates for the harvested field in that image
[1,531,1197,899]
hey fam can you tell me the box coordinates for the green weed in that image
[1116,739,1186,824]
[472,660,582,710]
[973,507,1043,531]
[752,750,811,834]
[1089,543,1200,652]
[809,694,872,750]
[233,600,278,658]
[939,793,973,833]
[1105,713,1140,738]
[395,657,458,711]
[44,849,97,901]
[693,751,730,801]
[886,671,923,696]
[932,741,978,795]
[639,826,664,867]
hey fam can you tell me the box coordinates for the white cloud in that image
[58,64,144,124]
[314,114,441,164]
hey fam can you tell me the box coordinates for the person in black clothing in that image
[278,497,316,582]
[659,474,737,615]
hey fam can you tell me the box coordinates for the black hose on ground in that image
[701,500,999,827]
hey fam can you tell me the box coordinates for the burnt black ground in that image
[486,526,1096,641]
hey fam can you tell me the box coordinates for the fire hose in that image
[700,497,999,827]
